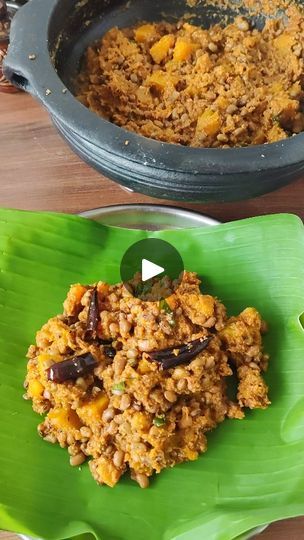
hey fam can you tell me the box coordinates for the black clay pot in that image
[4,0,304,202]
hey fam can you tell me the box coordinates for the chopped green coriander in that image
[135,280,153,297]
[159,298,173,313]
[153,415,166,427]
[128,358,137,367]
[112,381,125,394]
[160,298,175,326]
[168,317,176,327]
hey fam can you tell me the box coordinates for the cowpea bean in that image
[113,450,125,468]
[105,445,114,456]
[109,322,119,335]
[208,42,218,52]
[102,407,115,422]
[191,356,205,369]
[205,356,215,369]
[43,434,57,444]
[133,402,142,411]
[179,412,193,429]
[237,18,249,31]
[114,356,126,375]
[132,442,147,453]
[164,390,177,403]
[136,473,149,489]
[76,377,87,389]
[181,113,189,123]
[247,345,260,357]
[121,421,132,435]
[70,452,86,467]
[81,290,91,307]
[293,45,302,57]
[204,316,216,328]
[120,394,131,410]
[234,126,246,136]
[66,433,74,446]
[119,319,132,335]
[138,339,153,352]
[130,73,138,83]
[226,104,238,114]
[172,367,187,380]
[191,409,201,417]
[177,379,187,392]
[150,389,163,403]
[80,426,92,438]
[127,348,138,359]
[217,133,228,143]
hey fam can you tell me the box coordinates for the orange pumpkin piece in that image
[274,33,294,53]
[173,39,198,62]
[150,34,175,63]
[95,456,122,487]
[196,109,222,136]
[28,379,44,399]
[134,24,156,43]
[63,284,87,315]
[48,407,81,430]
[131,412,151,432]
[148,70,178,91]
[77,393,110,424]
[37,353,62,378]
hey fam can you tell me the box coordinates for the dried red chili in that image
[47,353,98,383]
[149,336,212,369]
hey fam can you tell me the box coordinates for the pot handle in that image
[3,0,54,95]
[2,2,29,90]
[6,2,22,13]
[4,65,30,91]
[4,1,33,92]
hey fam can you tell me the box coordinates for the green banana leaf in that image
[0,208,304,540]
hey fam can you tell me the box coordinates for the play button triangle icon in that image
[142,258,164,282]
[120,238,184,300]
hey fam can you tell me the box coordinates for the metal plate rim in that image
[79,203,220,229]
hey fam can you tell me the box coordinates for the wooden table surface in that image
[1,91,304,540]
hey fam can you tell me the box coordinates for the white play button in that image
[120,238,184,300]
[142,259,164,282]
